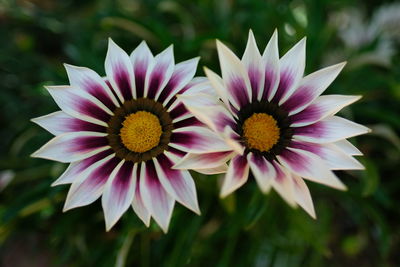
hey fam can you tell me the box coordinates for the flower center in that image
[242,113,280,152]
[120,111,162,153]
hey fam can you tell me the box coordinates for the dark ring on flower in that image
[106,98,173,162]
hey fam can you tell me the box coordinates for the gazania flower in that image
[176,30,370,217]
[32,39,226,232]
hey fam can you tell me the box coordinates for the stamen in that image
[243,113,280,152]
[120,111,162,153]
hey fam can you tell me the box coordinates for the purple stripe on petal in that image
[157,72,180,104]
[262,68,276,100]
[272,161,287,183]
[227,76,250,108]
[289,140,322,155]
[169,103,189,120]
[134,61,147,98]
[111,161,134,203]
[231,155,248,182]
[75,149,114,174]
[71,136,109,153]
[85,81,116,110]
[281,85,313,113]
[251,153,269,173]
[272,70,294,103]
[279,149,309,174]
[82,157,120,189]
[114,66,133,100]
[77,99,111,122]
[66,117,107,133]
[167,146,186,157]
[289,104,323,125]
[147,69,163,99]
[293,121,327,138]
[104,79,121,103]
[173,116,203,129]
[248,65,261,101]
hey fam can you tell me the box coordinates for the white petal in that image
[277,147,347,190]
[63,155,121,211]
[102,162,137,231]
[334,139,363,156]
[64,63,119,108]
[291,175,316,218]
[261,29,280,101]
[242,30,265,101]
[269,162,297,207]
[131,162,151,226]
[173,151,234,170]
[130,41,155,98]
[220,155,250,198]
[45,85,111,127]
[290,95,362,127]
[154,152,200,214]
[216,40,252,109]
[140,162,175,233]
[105,38,136,102]
[31,132,109,163]
[247,153,274,193]
[293,116,370,143]
[32,111,73,136]
[194,164,228,174]
[284,62,347,115]
[275,38,306,104]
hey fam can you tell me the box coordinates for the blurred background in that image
[1,0,400,266]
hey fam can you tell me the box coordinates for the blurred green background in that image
[1,0,400,266]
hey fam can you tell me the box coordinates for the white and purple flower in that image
[176,30,370,217]
[32,39,228,232]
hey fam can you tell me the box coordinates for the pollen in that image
[242,113,280,152]
[120,111,162,153]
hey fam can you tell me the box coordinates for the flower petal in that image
[102,161,137,231]
[216,40,252,109]
[293,116,370,143]
[178,93,236,133]
[52,149,114,186]
[173,150,234,170]
[145,45,175,100]
[130,41,155,98]
[290,95,361,127]
[261,29,280,101]
[242,30,265,101]
[158,57,200,105]
[105,38,135,102]
[272,38,306,104]
[170,126,232,153]
[247,153,274,193]
[131,163,151,227]
[291,175,316,218]
[64,64,119,110]
[32,132,109,163]
[269,161,296,207]
[277,147,346,190]
[194,164,228,174]
[220,155,250,198]
[154,152,200,214]
[32,111,107,136]
[334,139,363,156]
[63,156,122,211]
[140,161,175,233]
[45,85,112,126]
[282,62,346,115]
[290,141,364,170]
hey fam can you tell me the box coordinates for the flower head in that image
[32,39,225,232]
[176,30,370,217]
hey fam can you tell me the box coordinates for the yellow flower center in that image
[120,111,162,153]
[242,113,280,152]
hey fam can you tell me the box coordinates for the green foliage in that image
[1,0,400,266]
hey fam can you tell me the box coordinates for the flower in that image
[32,39,226,232]
[176,30,370,218]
